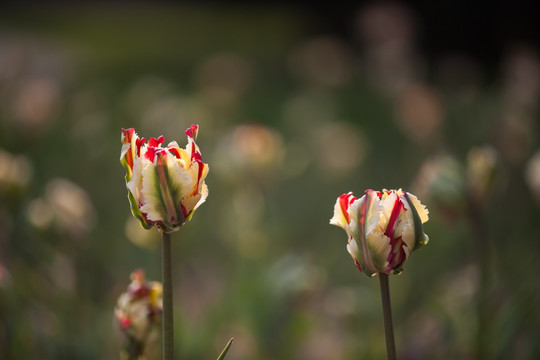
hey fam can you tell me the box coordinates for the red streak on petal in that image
[181,203,189,219]
[131,285,150,299]
[136,137,146,157]
[145,147,156,161]
[190,142,197,159]
[339,193,353,224]
[194,160,205,193]
[354,258,363,272]
[384,195,406,270]
[121,128,134,143]
[119,316,131,329]
[148,136,165,148]
[168,147,181,158]
[121,129,136,169]
[385,196,403,240]
[191,149,202,162]
[185,124,198,139]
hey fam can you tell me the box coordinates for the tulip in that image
[331,189,430,360]
[330,189,429,277]
[120,125,209,233]
[115,270,163,360]
[120,125,209,360]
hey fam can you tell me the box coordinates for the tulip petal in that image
[355,190,390,275]
[121,128,137,181]
[140,152,193,230]
[127,188,152,229]
[330,192,355,230]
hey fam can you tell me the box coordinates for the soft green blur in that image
[1,3,539,360]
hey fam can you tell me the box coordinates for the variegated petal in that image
[140,151,193,231]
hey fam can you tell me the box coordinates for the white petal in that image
[127,156,145,204]
[366,230,391,272]
[406,192,429,223]
[378,191,397,232]
[140,152,193,223]
[400,222,415,258]
[329,193,352,230]
[365,191,383,235]
[346,237,361,261]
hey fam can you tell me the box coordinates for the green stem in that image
[161,231,174,360]
[379,273,396,360]
[467,196,490,360]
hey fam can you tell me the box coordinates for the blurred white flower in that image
[27,178,96,236]
[46,178,96,235]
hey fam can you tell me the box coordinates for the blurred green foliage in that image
[0,3,539,359]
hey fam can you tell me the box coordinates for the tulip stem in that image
[379,273,396,360]
[161,231,174,360]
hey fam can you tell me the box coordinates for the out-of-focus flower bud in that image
[0,149,33,191]
[466,146,498,205]
[330,189,429,277]
[120,125,209,233]
[114,270,162,360]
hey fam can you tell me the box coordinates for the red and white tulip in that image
[120,125,209,233]
[115,270,162,358]
[330,189,429,276]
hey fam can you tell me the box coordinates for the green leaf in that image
[216,338,234,360]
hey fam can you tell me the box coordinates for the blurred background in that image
[1,1,539,359]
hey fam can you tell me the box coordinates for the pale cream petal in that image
[366,231,391,272]
[140,152,193,223]
[181,193,202,216]
[127,156,145,204]
[193,183,209,211]
[364,190,382,235]
[400,222,415,258]
[139,160,163,222]
[377,190,397,232]
[347,196,364,236]
[167,153,194,199]
[406,192,429,223]
[330,198,348,229]
[346,237,361,261]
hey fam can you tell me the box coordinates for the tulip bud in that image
[330,189,429,276]
[114,270,163,360]
[120,125,209,233]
